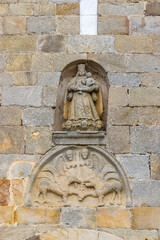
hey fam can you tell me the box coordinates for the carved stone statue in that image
[63,64,103,131]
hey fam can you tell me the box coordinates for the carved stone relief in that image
[25,146,132,207]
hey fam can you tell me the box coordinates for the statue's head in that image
[81,148,89,159]
[96,120,103,130]
[81,120,88,130]
[78,64,86,76]
[66,150,73,161]
[86,72,92,78]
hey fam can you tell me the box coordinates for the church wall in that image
[0,0,160,239]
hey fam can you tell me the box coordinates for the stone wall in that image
[0,0,160,239]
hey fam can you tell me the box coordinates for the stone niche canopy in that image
[25,146,132,207]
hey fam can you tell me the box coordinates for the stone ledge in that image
[52,131,106,145]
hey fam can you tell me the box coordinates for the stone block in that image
[38,35,66,53]
[132,207,160,231]
[11,179,24,205]
[4,16,26,34]
[97,207,131,228]
[7,54,32,71]
[0,206,13,224]
[8,161,33,179]
[131,126,160,154]
[108,73,140,87]
[2,86,42,106]
[78,229,98,240]
[126,54,160,73]
[108,106,138,126]
[132,180,160,206]
[0,55,6,71]
[56,16,79,34]
[0,4,8,16]
[150,154,160,180]
[38,72,60,87]
[56,3,79,15]
[138,107,160,126]
[0,35,37,53]
[61,207,97,229]
[31,54,50,72]
[66,35,115,54]
[141,73,160,87]
[152,34,160,53]
[0,126,24,154]
[0,73,12,85]
[8,3,33,16]
[50,54,87,72]
[0,225,35,240]
[98,16,129,35]
[0,17,3,34]
[130,16,160,35]
[39,230,68,240]
[98,3,144,16]
[145,2,160,16]
[0,0,17,2]
[88,54,125,72]
[105,228,159,240]
[0,107,21,125]
[116,154,150,179]
[0,179,10,206]
[115,35,151,53]
[108,87,129,106]
[13,72,37,86]
[15,207,60,224]
[25,126,52,154]
[34,4,55,16]
[22,107,54,126]
[42,87,58,107]
[129,88,160,106]
[27,16,55,33]
[106,126,130,154]
[98,232,124,240]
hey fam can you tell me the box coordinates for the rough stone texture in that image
[34,4,55,16]
[66,35,115,54]
[98,232,124,240]
[56,3,79,15]
[152,34,160,53]
[108,107,138,126]
[108,87,129,106]
[0,126,24,154]
[106,126,130,154]
[27,17,56,33]
[2,86,42,106]
[22,107,54,126]
[129,88,160,106]
[0,225,35,240]
[0,179,10,206]
[39,35,66,53]
[38,72,60,86]
[98,3,145,16]
[8,161,33,179]
[138,107,160,126]
[8,3,33,16]
[0,107,21,125]
[116,154,150,179]
[31,54,50,72]
[132,180,160,206]
[42,87,58,107]
[25,126,52,154]
[7,54,32,71]
[0,35,37,53]
[56,16,79,34]
[0,73,12,86]
[0,206,13,224]
[61,207,97,229]
[141,73,160,87]
[130,16,160,34]
[15,207,60,224]
[3,16,26,34]
[0,17,3,35]
[150,154,160,180]
[11,179,24,205]
[145,2,160,16]
[13,72,37,86]
[131,126,160,154]
[108,73,140,87]
[115,35,152,53]
[97,207,131,228]
[0,4,8,16]
[0,55,6,72]
[98,16,129,35]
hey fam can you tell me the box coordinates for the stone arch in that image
[24,146,132,207]
[54,59,109,131]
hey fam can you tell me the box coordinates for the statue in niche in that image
[34,147,123,206]
[63,64,103,131]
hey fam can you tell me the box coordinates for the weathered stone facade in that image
[0,0,160,239]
